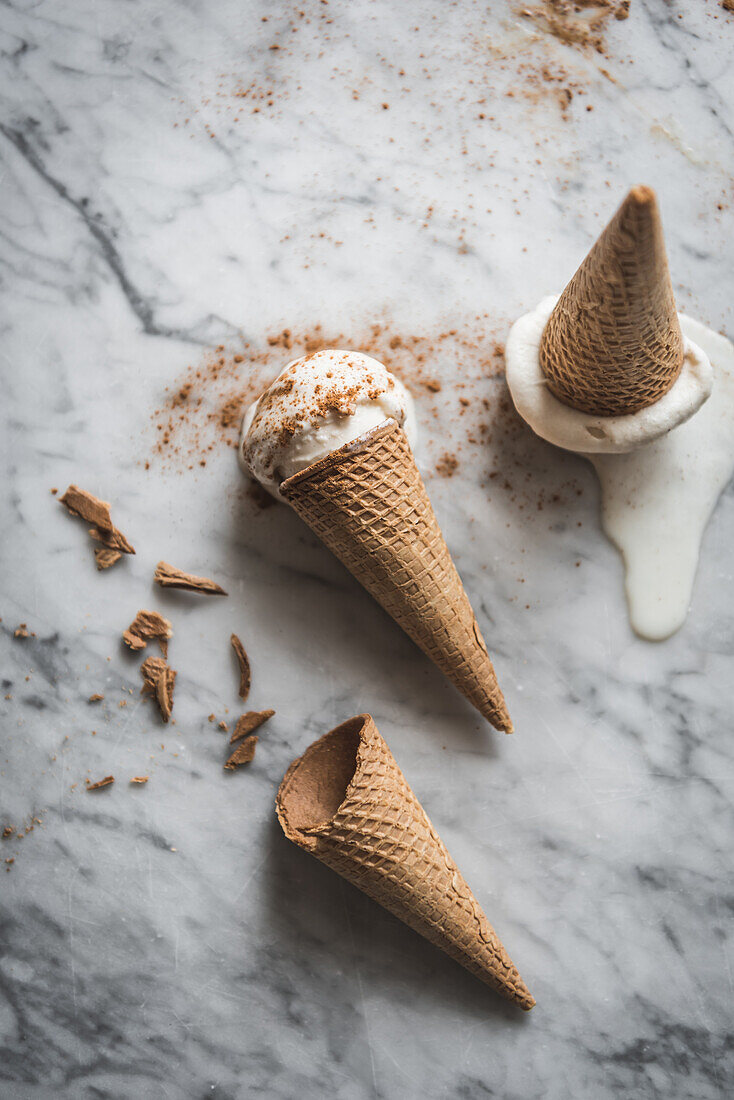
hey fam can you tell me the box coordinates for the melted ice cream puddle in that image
[589,316,734,640]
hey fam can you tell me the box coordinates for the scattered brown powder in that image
[435,453,459,478]
[517,1,629,55]
[148,320,509,480]
[148,318,585,522]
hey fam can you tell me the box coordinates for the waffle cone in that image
[539,185,684,416]
[277,715,535,1009]
[280,420,511,732]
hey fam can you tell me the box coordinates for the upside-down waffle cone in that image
[280,420,511,732]
[277,714,535,1009]
[539,185,684,416]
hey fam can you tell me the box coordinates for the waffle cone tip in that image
[627,183,655,208]
[539,184,684,417]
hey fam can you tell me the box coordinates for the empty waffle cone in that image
[539,185,684,416]
[280,419,511,732]
[277,714,535,1009]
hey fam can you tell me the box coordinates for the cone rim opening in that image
[280,419,400,496]
[276,715,371,841]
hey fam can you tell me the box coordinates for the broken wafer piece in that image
[86,775,114,791]
[154,561,227,596]
[155,668,176,722]
[60,485,135,556]
[224,735,258,769]
[140,656,168,691]
[88,693,104,703]
[130,776,149,784]
[140,656,176,722]
[123,610,173,655]
[230,709,274,744]
[230,633,251,700]
[95,548,122,570]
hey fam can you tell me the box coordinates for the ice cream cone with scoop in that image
[506,186,734,640]
[276,714,535,1008]
[240,349,511,731]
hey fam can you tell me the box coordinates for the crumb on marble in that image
[230,709,274,744]
[230,633,251,700]
[86,776,115,791]
[224,735,258,769]
[154,561,227,596]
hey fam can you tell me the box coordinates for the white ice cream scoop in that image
[240,349,417,499]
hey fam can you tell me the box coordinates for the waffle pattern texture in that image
[281,421,511,732]
[539,185,684,416]
[277,715,535,1009]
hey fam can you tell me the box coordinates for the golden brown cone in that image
[280,420,511,732]
[539,185,684,416]
[277,715,535,1009]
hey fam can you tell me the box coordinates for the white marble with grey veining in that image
[1,1,733,1097]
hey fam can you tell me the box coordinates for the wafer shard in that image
[154,561,227,596]
[86,776,114,791]
[539,186,684,416]
[281,421,511,731]
[224,736,258,769]
[230,709,274,744]
[230,633,251,700]
[95,548,122,570]
[277,715,534,1008]
[140,656,176,722]
[60,485,135,554]
[123,610,172,655]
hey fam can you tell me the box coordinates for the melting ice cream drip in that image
[505,186,734,640]
[590,317,734,640]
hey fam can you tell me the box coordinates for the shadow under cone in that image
[277,715,535,1009]
[539,185,684,416]
[281,420,511,732]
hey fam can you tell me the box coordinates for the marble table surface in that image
[2,1,733,1097]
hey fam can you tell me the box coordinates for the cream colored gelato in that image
[240,349,417,499]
